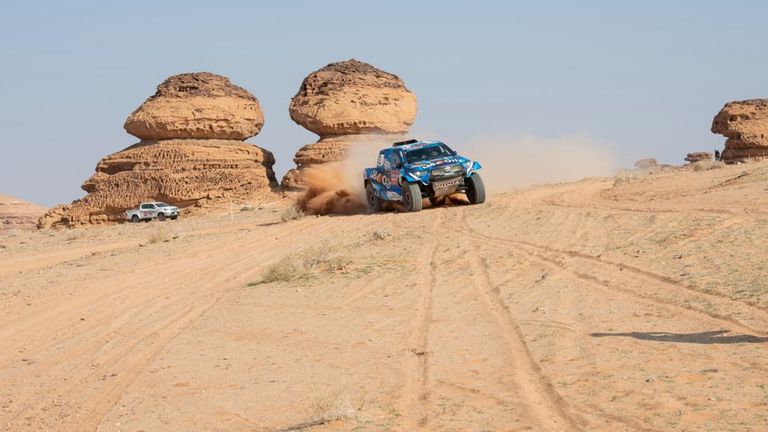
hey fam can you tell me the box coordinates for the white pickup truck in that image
[125,202,180,223]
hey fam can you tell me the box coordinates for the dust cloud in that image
[296,133,616,214]
[459,133,616,193]
[297,136,398,215]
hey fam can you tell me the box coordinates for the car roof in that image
[392,140,444,151]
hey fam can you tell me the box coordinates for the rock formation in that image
[39,73,277,228]
[0,194,45,230]
[685,152,713,164]
[711,99,768,163]
[282,59,417,189]
[634,158,658,169]
[124,72,264,140]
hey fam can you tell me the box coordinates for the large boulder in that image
[0,194,45,230]
[711,99,768,162]
[124,72,264,140]
[39,140,277,228]
[685,152,712,163]
[289,59,417,137]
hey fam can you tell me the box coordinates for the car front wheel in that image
[402,182,423,212]
[466,173,486,204]
[157,212,166,222]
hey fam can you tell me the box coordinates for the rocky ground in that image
[1,161,767,431]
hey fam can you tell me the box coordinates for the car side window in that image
[380,150,392,170]
[377,152,386,168]
[391,152,403,168]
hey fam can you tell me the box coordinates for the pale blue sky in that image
[1,1,766,206]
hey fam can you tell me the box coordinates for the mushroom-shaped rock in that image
[124,72,264,140]
[289,59,417,137]
[685,152,713,163]
[711,99,768,162]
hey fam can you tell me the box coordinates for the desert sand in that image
[1,161,767,431]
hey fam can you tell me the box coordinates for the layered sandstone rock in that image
[0,194,46,230]
[40,73,277,228]
[124,72,264,140]
[685,152,713,164]
[289,59,417,137]
[634,158,658,169]
[283,60,417,189]
[712,99,768,163]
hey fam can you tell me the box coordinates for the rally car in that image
[125,202,180,223]
[363,139,485,212]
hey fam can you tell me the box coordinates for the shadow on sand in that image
[590,329,768,345]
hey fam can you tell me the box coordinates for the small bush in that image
[251,245,349,285]
[693,160,723,171]
[148,228,173,244]
[613,171,632,186]
[280,205,305,222]
[240,204,256,212]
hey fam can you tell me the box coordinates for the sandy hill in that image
[0,161,767,431]
[0,194,45,230]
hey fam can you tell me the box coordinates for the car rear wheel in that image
[131,215,139,223]
[365,183,382,213]
[157,213,166,222]
[466,173,486,204]
[402,182,423,212]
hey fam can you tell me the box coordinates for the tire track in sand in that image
[397,213,442,430]
[458,213,583,432]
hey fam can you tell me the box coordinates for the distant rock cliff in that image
[712,99,768,163]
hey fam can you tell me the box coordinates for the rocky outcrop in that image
[40,73,277,228]
[685,152,713,163]
[712,99,768,163]
[283,60,417,189]
[289,59,417,137]
[634,158,658,169]
[124,72,264,140]
[0,194,45,230]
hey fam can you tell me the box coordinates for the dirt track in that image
[1,162,767,431]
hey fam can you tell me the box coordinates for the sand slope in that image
[1,161,767,431]
[0,194,45,231]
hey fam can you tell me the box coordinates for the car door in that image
[383,149,403,197]
[140,204,155,219]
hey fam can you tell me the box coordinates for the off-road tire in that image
[132,215,140,223]
[429,196,447,207]
[402,182,423,212]
[157,213,166,222]
[170,215,178,220]
[466,173,486,204]
[365,182,382,213]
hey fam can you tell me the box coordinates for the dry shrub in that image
[693,160,724,171]
[147,228,174,244]
[613,171,633,186]
[253,245,350,285]
[280,204,305,222]
[308,392,354,423]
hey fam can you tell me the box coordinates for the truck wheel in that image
[365,183,382,213]
[466,173,486,204]
[132,215,139,223]
[429,196,446,207]
[402,182,423,212]
[157,213,166,222]
[170,215,178,220]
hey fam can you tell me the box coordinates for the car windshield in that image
[404,144,455,163]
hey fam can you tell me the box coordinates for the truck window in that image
[140,204,154,210]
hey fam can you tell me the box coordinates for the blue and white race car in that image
[363,139,485,212]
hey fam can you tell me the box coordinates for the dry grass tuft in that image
[693,160,724,171]
[281,204,305,222]
[251,245,350,285]
[613,171,633,186]
[147,228,175,244]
